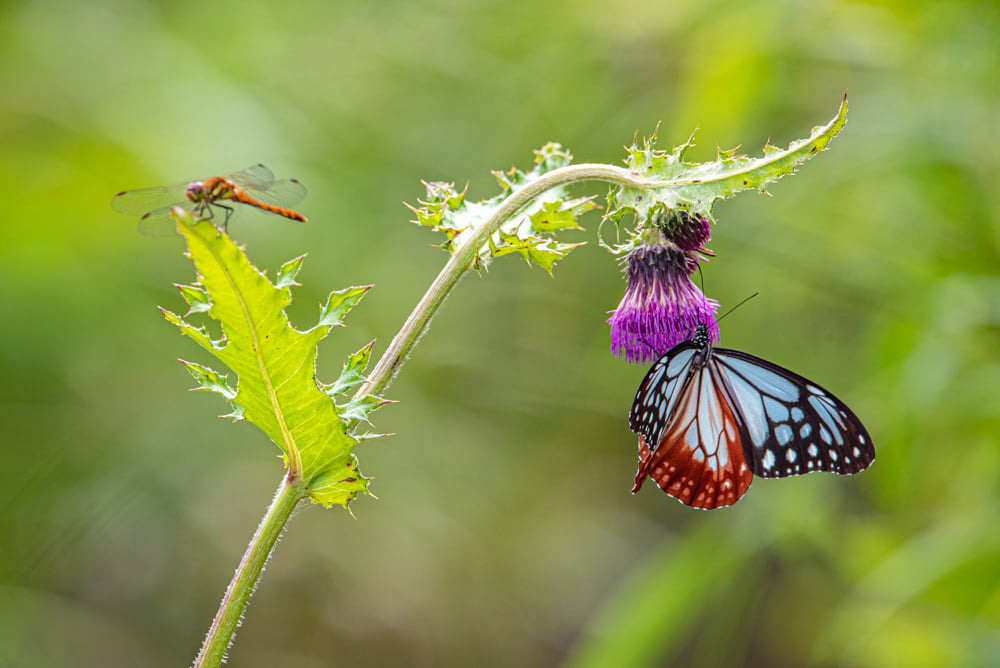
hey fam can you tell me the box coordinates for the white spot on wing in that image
[762,449,775,470]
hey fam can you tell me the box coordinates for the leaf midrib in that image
[197,230,304,477]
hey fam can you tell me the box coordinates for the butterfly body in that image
[629,325,874,509]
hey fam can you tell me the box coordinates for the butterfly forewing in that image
[628,342,698,443]
[713,349,875,479]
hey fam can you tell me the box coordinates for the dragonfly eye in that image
[186,182,205,201]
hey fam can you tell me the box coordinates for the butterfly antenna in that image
[717,292,760,323]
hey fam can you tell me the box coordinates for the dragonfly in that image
[112,163,307,237]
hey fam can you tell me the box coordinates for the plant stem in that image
[195,161,670,667]
[192,476,303,668]
[354,162,663,400]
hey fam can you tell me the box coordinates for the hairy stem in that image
[192,476,303,668]
[354,162,673,400]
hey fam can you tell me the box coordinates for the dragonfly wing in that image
[228,164,275,192]
[111,183,189,216]
[137,203,239,236]
[137,208,183,237]
[250,178,308,209]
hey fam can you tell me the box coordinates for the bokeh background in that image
[2,0,999,666]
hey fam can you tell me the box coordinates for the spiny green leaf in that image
[408,142,588,272]
[276,255,305,288]
[180,359,237,401]
[604,95,849,253]
[160,306,222,350]
[176,283,211,314]
[353,431,390,442]
[530,197,595,232]
[325,340,376,397]
[306,457,367,506]
[162,208,373,509]
[319,285,372,327]
[337,394,392,423]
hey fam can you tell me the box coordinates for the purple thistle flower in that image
[608,245,719,364]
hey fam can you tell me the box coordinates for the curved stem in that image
[354,162,667,400]
[192,476,303,668]
[193,161,671,667]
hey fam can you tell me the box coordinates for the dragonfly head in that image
[185,180,206,203]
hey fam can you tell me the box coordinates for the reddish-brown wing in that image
[632,364,754,509]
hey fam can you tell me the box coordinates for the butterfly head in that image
[689,323,711,347]
[683,323,715,362]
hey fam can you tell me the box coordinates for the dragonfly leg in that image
[215,203,235,231]
[193,201,213,220]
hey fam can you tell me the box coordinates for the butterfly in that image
[629,324,874,509]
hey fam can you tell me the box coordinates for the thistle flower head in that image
[608,245,719,363]
[650,207,712,251]
[665,210,712,251]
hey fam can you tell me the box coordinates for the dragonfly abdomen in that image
[230,186,307,222]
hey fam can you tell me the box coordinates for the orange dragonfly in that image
[112,163,307,237]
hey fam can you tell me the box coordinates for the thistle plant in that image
[158,97,849,666]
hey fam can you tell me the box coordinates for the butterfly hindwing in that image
[632,362,754,509]
[713,349,875,479]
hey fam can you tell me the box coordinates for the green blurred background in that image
[2,0,998,666]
